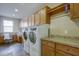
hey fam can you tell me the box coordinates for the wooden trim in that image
[47,3,70,16]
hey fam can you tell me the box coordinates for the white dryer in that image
[29,24,49,56]
[22,28,30,55]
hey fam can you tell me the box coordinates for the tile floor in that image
[0,43,29,56]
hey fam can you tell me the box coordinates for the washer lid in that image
[29,31,36,44]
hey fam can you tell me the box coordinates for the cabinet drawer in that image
[56,50,72,56]
[42,40,55,48]
[56,43,79,55]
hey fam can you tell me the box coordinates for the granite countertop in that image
[41,35,79,48]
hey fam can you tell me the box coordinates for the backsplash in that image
[50,12,79,37]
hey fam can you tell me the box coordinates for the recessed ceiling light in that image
[14,8,18,12]
[12,14,15,16]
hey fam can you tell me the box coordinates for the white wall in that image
[0,16,3,33]
[0,16,21,33]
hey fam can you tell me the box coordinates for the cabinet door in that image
[35,12,40,26]
[31,15,35,26]
[27,17,29,27]
[41,44,55,56]
[20,19,25,28]
[46,46,55,56]
[28,17,32,26]
[23,17,28,28]
[40,8,47,24]
[0,36,4,44]
[41,40,55,56]
[40,7,50,24]
[56,50,72,56]
[41,45,47,56]
[70,3,79,19]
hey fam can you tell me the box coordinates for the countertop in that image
[41,35,79,48]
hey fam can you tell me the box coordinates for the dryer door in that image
[29,31,36,44]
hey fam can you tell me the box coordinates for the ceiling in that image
[0,3,46,19]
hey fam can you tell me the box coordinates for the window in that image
[3,20,13,32]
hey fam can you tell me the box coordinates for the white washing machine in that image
[22,28,30,55]
[29,24,49,56]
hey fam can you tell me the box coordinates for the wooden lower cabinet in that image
[41,40,55,56]
[46,47,55,56]
[41,40,79,56]
[56,43,79,56]
[41,45,46,55]
[56,50,72,56]
[41,45,48,56]
[12,35,23,43]
[0,36,4,44]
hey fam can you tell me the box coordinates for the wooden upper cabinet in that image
[20,18,25,28]
[40,6,50,24]
[31,15,35,26]
[35,11,40,26]
[70,3,79,19]
[20,17,29,28]
[28,17,32,26]
[24,17,29,27]
[26,17,29,27]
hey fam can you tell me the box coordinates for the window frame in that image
[3,20,13,33]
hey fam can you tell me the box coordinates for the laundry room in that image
[0,3,79,56]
